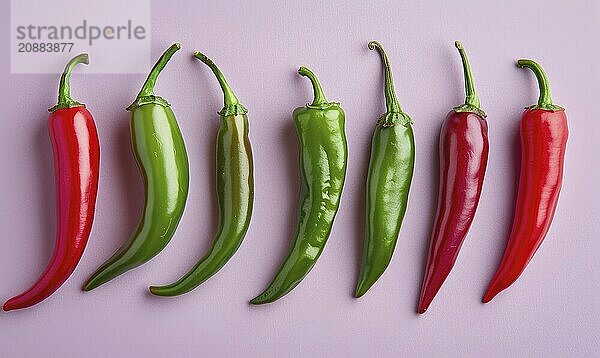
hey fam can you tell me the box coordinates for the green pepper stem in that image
[369,41,402,113]
[517,59,554,107]
[455,41,480,110]
[136,43,181,99]
[298,66,328,106]
[194,51,239,107]
[51,53,89,112]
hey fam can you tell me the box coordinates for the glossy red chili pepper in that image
[3,54,100,311]
[417,42,489,314]
[483,59,568,303]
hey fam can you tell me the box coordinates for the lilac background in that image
[1,0,599,357]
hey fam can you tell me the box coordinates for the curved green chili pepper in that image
[149,51,254,297]
[83,43,189,291]
[250,66,348,305]
[355,41,415,298]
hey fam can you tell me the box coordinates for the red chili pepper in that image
[417,42,489,314]
[3,54,100,311]
[483,59,568,303]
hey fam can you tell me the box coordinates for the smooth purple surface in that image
[1,0,599,356]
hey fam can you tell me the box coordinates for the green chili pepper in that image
[354,41,415,298]
[250,66,348,305]
[83,43,189,291]
[149,51,254,297]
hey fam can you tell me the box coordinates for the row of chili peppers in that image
[3,41,568,313]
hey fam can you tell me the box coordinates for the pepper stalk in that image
[517,59,564,111]
[368,41,412,127]
[298,66,338,109]
[453,41,486,118]
[49,53,89,112]
[194,51,248,116]
[127,43,181,111]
